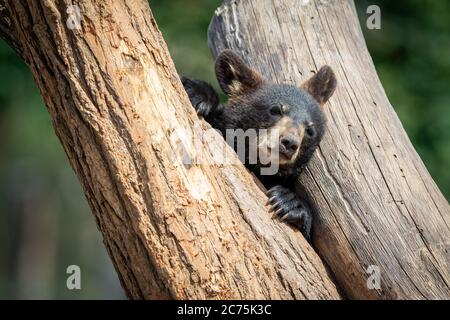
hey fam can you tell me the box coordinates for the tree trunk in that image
[208,0,450,299]
[0,0,341,299]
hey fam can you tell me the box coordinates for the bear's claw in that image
[181,76,219,118]
[267,185,312,240]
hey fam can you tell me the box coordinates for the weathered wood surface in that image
[0,0,341,299]
[209,0,450,299]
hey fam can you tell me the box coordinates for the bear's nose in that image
[280,135,300,159]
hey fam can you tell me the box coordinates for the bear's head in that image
[215,50,337,176]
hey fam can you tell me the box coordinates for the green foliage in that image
[152,0,221,86]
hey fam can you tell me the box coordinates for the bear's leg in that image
[266,185,313,240]
[181,76,220,118]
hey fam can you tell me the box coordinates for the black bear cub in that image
[182,50,336,239]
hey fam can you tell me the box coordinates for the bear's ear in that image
[215,50,264,96]
[302,66,337,108]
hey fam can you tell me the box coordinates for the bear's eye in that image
[269,106,282,116]
[305,125,315,138]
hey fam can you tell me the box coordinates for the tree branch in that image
[0,0,19,53]
[209,0,450,299]
[0,0,341,299]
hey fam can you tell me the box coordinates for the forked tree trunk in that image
[209,0,450,299]
[0,1,341,299]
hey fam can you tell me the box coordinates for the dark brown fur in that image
[182,50,337,239]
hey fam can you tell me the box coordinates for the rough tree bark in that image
[0,1,341,299]
[209,0,450,299]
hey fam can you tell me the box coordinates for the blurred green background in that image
[0,0,448,299]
